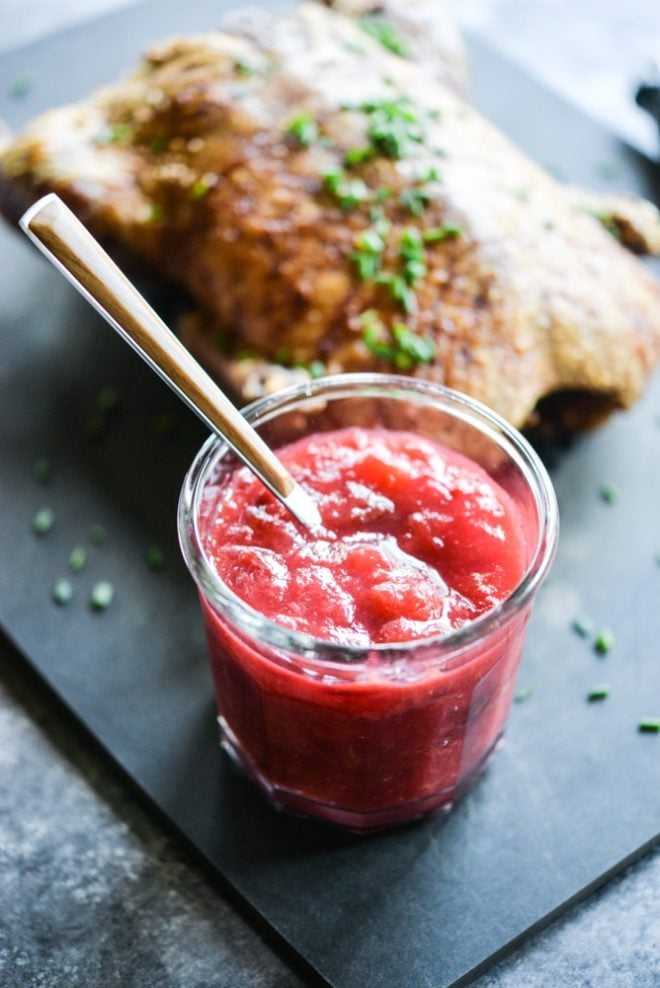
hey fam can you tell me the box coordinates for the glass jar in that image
[178,375,558,831]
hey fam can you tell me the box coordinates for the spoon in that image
[20,193,321,530]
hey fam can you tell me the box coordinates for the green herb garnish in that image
[234,58,254,78]
[351,227,387,280]
[9,77,32,98]
[147,203,164,222]
[399,228,427,285]
[97,123,133,145]
[375,272,417,313]
[594,628,614,655]
[145,545,166,572]
[353,96,425,161]
[323,170,369,211]
[599,483,617,504]
[285,112,318,148]
[587,684,610,702]
[391,322,435,368]
[400,187,431,216]
[32,508,54,536]
[190,178,211,200]
[514,685,534,703]
[33,458,51,484]
[571,616,594,639]
[344,146,374,167]
[306,360,326,380]
[359,14,411,58]
[422,224,462,243]
[69,546,87,572]
[90,580,114,611]
[52,579,73,607]
[90,524,106,545]
[638,718,660,733]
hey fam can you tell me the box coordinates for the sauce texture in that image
[200,427,526,645]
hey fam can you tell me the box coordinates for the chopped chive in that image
[422,224,462,243]
[145,545,166,572]
[514,685,533,703]
[9,76,32,98]
[638,718,660,733]
[571,616,594,639]
[32,508,54,535]
[344,146,374,167]
[147,203,164,222]
[306,360,326,380]
[190,178,211,200]
[374,185,392,202]
[96,123,133,145]
[52,578,73,606]
[90,580,114,611]
[97,386,119,412]
[69,546,87,572]
[33,458,51,484]
[594,628,614,655]
[587,684,610,702]
[285,112,318,148]
[149,136,168,154]
[90,524,106,545]
[234,58,254,78]
[391,322,435,366]
[400,187,431,216]
[359,14,411,58]
[599,483,617,504]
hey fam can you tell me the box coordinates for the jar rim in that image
[177,374,559,663]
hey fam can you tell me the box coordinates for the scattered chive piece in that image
[149,136,167,154]
[97,123,133,145]
[391,322,435,367]
[358,14,411,58]
[594,628,614,655]
[344,146,374,167]
[84,411,109,441]
[9,77,32,98]
[571,616,594,639]
[147,203,164,222]
[422,224,461,243]
[587,684,610,702]
[69,546,87,572]
[638,718,660,733]
[90,524,106,545]
[306,360,326,380]
[190,178,211,200]
[285,112,318,148]
[594,211,622,241]
[33,458,51,484]
[400,187,431,216]
[97,386,119,412]
[90,580,114,611]
[32,508,54,536]
[323,170,369,211]
[145,545,166,572]
[514,685,534,703]
[52,578,73,607]
[599,483,617,504]
[234,58,254,78]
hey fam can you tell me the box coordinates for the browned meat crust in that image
[1,2,659,428]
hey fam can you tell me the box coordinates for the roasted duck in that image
[1,1,659,429]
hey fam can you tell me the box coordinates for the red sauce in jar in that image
[197,427,530,829]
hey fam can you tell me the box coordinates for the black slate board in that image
[1,4,660,986]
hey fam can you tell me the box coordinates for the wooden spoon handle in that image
[20,194,319,526]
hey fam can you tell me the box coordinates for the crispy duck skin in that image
[1,3,659,428]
